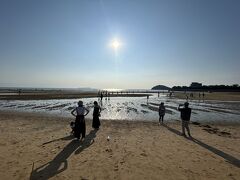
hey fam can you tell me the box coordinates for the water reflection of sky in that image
[0,94,239,123]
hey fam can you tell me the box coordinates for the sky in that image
[0,0,239,89]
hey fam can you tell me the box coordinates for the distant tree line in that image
[172,84,240,92]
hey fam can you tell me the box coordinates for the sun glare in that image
[110,39,121,50]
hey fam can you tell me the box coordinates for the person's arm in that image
[99,106,102,114]
[71,108,76,117]
[178,105,182,111]
[84,108,89,116]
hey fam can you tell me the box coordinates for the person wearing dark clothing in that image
[71,100,89,140]
[92,101,101,129]
[178,102,192,137]
[159,102,166,124]
[100,92,103,101]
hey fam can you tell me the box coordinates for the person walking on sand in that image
[147,95,149,104]
[92,101,101,130]
[159,102,166,124]
[178,102,192,137]
[71,100,89,140]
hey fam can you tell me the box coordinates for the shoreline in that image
[0,93,151,100]
[1,91,240,101]
[0,109,239,126]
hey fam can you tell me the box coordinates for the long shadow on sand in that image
[41,135,74,146]
[30,129,98,180]
[162,124,240,168]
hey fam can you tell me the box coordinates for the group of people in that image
[159,102,192,137]
[71,101,101,140]
[70,98,192,140]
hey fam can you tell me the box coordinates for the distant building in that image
[190,82,202,88]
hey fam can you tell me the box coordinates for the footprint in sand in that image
[140,152,147,157]
[114,164,119,171]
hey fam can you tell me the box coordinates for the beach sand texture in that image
[0,111,239,180]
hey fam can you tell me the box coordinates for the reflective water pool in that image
[0,94,239,123]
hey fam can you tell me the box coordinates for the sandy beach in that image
[1,0,240,179]
[0,110,239,180]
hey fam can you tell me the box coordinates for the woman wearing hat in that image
[92,101,101,129]
[71,100,89,140]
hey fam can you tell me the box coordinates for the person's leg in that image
[186,121,191,137]
[82,121,86,138]
[162,115,164,123]
[75,127,80,139]
[182,121,186,136]
[96,117,100,129]
[74,121,80,139]
[92,116,95,129]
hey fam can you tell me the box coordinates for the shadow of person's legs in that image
[30,140,80,179]
[75,129,98,155]
[191,137,240,168]
[30,129,98,179]
[163,123,240,168]
[42,135,74,145]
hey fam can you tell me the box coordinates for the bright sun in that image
[110,39,121,50]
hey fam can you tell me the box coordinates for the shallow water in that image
[0,94,239,123]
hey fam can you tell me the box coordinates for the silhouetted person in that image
[105,91,108,100]
[100,92,103,101]
[18,89,21,95]
[71,100,89,140]
[159,102,166,124]
[147,95,149,104]
[178,102,192,137]
[70,121,75,134]
[190,93,193,98]
[202,92,205,99]
[92,101,101,129]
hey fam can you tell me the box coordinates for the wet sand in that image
[173,92,240,101]
[0,111,239,180]
[0,91,149,100]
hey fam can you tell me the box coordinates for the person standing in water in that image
[71,100,89,140]
[159,102,166,124]
[92,101,101,129]
[178,102,192,137]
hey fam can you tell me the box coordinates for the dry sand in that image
[0,111,239,180]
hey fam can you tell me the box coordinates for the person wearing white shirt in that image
[71,100,89,140]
